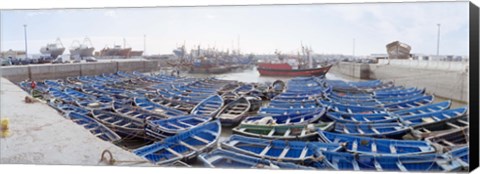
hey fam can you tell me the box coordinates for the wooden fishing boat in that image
[242,108,325,125]
[218,83,240,94]
[190,95,224,117]
[411,114,468,139]
[215,97,251,127]
[400,107,468,127]
[133,120,221,165]
[145,115,210,139]
[221,134,342,162]
[221,91,239,104]
[245,95,263,112]
[134,97,187,117]
[334,122,410,138]
[112,100,166,121]
[426,127,468,152]
[91,109,146,138]
[390,100,451,116]
[66,112,121,142]
[146,94,195,112]
[318,131,436,155]
[233,122,333,140]
[198,149,313,169]
[326,112,396,123]
[319,150,460,172]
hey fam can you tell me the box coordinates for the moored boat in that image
[198,149,313,169]
[215,97,251,126]
[133,120,221,165]
[66,112,122,142]
[233,122,333,140]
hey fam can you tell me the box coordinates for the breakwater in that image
[331,60,469,103]
[0,59,169,82]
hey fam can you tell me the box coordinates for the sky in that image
[0,1,470,56]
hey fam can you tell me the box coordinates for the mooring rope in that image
[99,149,150,165]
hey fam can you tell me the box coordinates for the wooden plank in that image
[352,140,358,151]
[278,146,290,159]
[371,141,377,153]
[179,141,199,151]
[389,144,397,154]
[192,135,210,144]
[396,161,408,172]
[259,145,272,157]
[299,147,308,159]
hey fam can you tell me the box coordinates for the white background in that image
[1,0,479,174]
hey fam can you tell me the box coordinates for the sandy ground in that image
[0,77,153,166]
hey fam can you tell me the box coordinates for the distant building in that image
[1,49,26,59]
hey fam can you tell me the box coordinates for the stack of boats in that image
[18,72,469,172]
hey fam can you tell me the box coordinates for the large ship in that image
[40,38,65,58]
[96,39,143,58]
[98,45,132,57]
[70,37,95,58]
[257,46,332,77]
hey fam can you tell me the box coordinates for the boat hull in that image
[257,65,332,77]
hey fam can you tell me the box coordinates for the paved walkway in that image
[0,78,153,166]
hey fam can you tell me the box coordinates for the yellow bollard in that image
[1,118,10,138]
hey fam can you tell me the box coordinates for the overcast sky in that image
[0,1,469,56]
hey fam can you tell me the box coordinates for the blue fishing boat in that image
[334,122,410,138]
[145,115,210,139]
[319,100,387,114]
[134,97,187,117]
[318,131,435,155]
[220,134,341,162]
[267,99,319,109]
[64,88,93,100]
[66,112,121,142]
[326,112,396,123]
[75,95,113,110]
[400,107,468,127]
[133,120,221,165]
[233,84,254,95]
[190,95,224,117]
[390,100,451,116]
[198,149,313,169]
[48,88,75,103]
[319,151,459,172]
[374,87,425,98]
[383,95,434,111]
[443,146,469,170]
[50,102,90,116]
[242,108,325,125]
[259,107,320,115]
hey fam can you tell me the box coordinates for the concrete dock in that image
[0,77,152,166]
[331,60,469,103]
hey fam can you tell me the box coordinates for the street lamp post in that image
[436,24,441,56]
[23,24,28,58]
